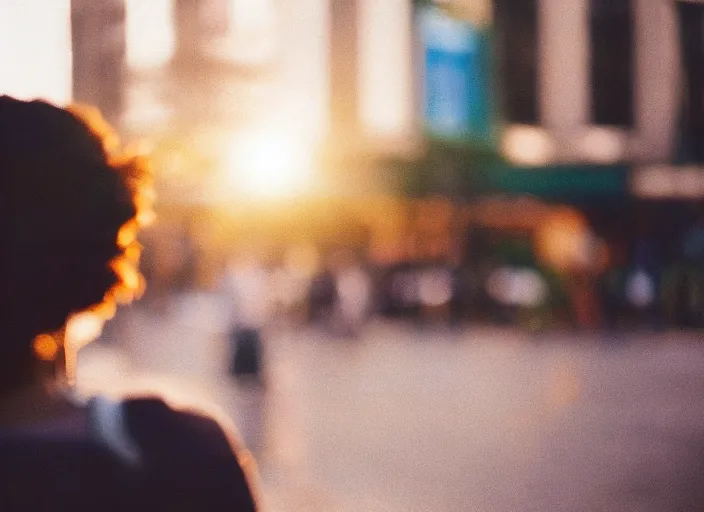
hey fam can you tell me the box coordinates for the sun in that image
[225,129,314,199]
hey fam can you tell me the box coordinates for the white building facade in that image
[521,0,681,167]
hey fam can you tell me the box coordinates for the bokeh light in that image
[224,128,315,199]
[502,125,556,166]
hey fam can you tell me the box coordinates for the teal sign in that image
[419,7,492,143]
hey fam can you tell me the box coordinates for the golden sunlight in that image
[65,313,105,351]
[225,129,314,199]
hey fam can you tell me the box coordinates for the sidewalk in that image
[75,294,704,512]
[75,295,323,511]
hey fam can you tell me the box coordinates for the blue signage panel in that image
[419,6,491,143]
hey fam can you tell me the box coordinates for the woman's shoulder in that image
[119,396,260,509]
[104,395,247,463]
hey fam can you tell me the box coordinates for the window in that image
[494,0,538,124]
[590,0,634,126]
[676,1,704,162]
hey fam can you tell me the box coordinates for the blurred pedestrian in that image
[417,264,454,324]
[333,256,372,337]
[308,266,337,325]
[630,233,663,329]
[222,254,271,385]
[0,97,258,510]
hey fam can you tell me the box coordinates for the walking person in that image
[222,254,272,385]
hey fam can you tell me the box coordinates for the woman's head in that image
[0,96,151,386]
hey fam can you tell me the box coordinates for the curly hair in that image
[0,96,152,385]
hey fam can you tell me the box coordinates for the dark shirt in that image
[0,397,257,511]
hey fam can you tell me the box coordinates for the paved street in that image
[77,295,704,511]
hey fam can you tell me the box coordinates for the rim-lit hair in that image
[0,97,153,385]
[66,103,154,315]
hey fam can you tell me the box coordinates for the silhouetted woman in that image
[0,97,257,510]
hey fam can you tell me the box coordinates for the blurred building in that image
[0,1,696,197]
[112,0,419,200]
[415,0,704,243]
[404,0,704,329]
[492,0,679,166]
[415,0,682,183]
[20,0,699,269]
[328,0,419,162]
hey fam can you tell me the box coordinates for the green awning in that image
[476,164,629,202]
